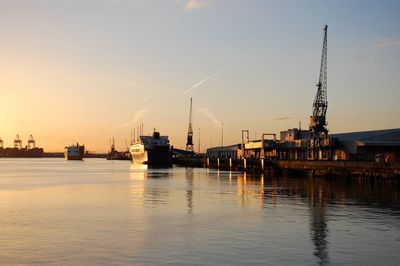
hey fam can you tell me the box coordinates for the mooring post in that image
[261,158,264,170]
[207,158,210,167]
[229,158,232,170]
[217,158,220,169]
[243,158,246,171]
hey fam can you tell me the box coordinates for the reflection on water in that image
[186,168,194,214]
[0,159,399,265]
[129,163,172,207]
[236,172,265,208]
[308,178,330,266]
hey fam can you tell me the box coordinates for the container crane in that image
[14,134,22,149]
[27,135,36,150]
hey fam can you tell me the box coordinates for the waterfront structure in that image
[331,128,400,162]
[280,128,309,142]
[206,144,241,160]
[206,128,400,163]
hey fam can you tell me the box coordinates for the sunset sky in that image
[0,0,399,152]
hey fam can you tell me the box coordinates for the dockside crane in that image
[309,25,329,160]
[186,97,194,152]
[109,137,115,153]
[14,134,22,149]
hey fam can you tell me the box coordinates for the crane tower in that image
[186,97,194,152]
[309,25,329,159]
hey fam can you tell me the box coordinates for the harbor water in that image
[0,158,399,265]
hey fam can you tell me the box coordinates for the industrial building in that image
[206,144,241,160]
[331,128,400,162]
[206,128,400,163]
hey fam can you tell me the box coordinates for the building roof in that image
[206,144,241,152]
[331,128,400,141]
[331,128,400,154]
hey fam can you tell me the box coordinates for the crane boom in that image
[313,25,328,118]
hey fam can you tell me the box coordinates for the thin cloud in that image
[376,38,400,48]
[273,116,295,121]
[198,108,221,127]
[185,0,209,10]
[183,70,222,95]
[142,93,152,102]
[108,109,148,132]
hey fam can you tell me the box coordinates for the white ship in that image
[130,131,172,165]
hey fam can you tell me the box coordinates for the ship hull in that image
[65,155,83,160]
[130,131,172,165]
[130,145,172,165]
[0,148,44,158]
[146,147,172,165]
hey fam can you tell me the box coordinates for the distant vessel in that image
[129,131,172,165]
[106,138,132,160]
[65,143,85,160]
[0,135,44,158]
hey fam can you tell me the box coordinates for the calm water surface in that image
[0,158,399,265]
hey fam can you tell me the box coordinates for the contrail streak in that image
[198,108,221,127]
[108,109,148,132]
[183,70,222,95]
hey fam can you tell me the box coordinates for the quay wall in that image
[174,157,400,178]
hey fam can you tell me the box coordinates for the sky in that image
[0,0,399,152]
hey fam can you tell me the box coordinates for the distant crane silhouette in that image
[27,135,36,149]
[309,25,329,159]
[186,97,194,152]
[14,134,22,149]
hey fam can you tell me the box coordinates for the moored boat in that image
[129,131,172,165]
